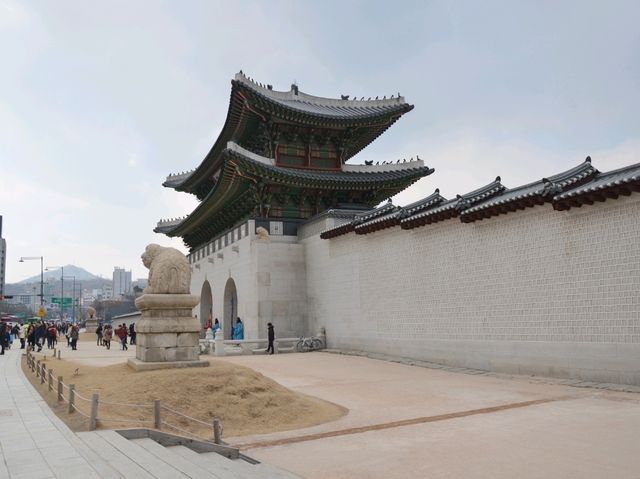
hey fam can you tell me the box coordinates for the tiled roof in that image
[400,177,505,229]
[461,158,596,222]
[227,145,434,189]
[553,162,640,210]
[320,190,447,239]
[164,73,415,197]
[157,144,434,247]
[233,72,412,121]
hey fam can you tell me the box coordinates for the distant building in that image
[0,216,6,298]
[103,285,113,300]
[112,267,132,298]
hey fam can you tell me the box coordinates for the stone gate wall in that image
[300,194,640,385]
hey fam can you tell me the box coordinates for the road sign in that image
[37,306,46,318]
[51,297,73,306]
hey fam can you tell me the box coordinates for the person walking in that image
[18,324,26,349]
[35,322,46,352]
[116,324,128,351]
[69,325,79,351]
[96,324,103,346]
[0,323,8,355]
[128,323,136,345]
[267,322,275,354]
[103,325,112,350]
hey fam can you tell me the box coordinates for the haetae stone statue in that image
[85,306,98,331]
[256,226,270,242]
[141,244,191,294]
[128,244,209,371]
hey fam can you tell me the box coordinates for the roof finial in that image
[291,83,299,95]
[495,176,501,182]
[585,155,591,163]
[435,188,440,194]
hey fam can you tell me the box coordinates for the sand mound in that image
[23,356,347,438]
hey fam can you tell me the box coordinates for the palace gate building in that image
[157,72,640,385]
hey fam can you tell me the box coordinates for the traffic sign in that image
[51,297,73,306]
[37,306,46,318]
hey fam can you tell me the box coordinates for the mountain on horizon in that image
[17,265,101,284]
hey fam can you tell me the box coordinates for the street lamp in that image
[19,256,44,306]
[62,276,76,321]
[46,265,64,320]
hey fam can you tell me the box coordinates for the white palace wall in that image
[189,220,308,340]
[300,195,640,385]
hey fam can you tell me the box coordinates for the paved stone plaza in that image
[222,353,640,479]
[2,342,640,478]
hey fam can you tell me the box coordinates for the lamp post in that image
[62,276,76,321]
[19,256,44,306]
[46,266,64,320]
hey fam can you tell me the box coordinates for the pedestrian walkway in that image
[0,346,115,479]
[0,345,299,479]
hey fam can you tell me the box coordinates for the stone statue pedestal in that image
[85,318,98,332]
[127,294,209,371]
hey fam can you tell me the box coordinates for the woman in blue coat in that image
[233,318,244,340]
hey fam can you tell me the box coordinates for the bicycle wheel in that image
[295,339,304,352]
[311,338,323,350]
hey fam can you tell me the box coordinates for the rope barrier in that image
[100,399,153,408]
[71,403,90,418]
[73,391,91,402]
[160,405,212,427]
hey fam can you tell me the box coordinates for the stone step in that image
[95,430,190,479]
[77,432,156,479]
[131,438,226,479]
[167,445,253,479]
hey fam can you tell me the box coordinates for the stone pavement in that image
[221,352,640,479]
[0,346,111,479]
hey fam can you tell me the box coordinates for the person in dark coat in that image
[0,323,8,355]
[267,322,275,355]
[128,323,136,345]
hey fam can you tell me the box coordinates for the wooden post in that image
[57,376,63,401]
[57,350,61,360]
[53,347,56,358]
[40,363,46,384]
[153,399,161,429]
[89,393,99,431]
[36,360,41,377]
[48,369,53,392]
[68,384,75,414]
[213,419,222,444]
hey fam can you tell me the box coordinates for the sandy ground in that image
[220,353,640,479]
[22,341,346,439]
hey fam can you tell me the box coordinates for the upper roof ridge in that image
[234,71,409,107]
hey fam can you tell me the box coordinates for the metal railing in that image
[24,350,223,443]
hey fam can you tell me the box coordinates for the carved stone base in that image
[85,319,98,332]
[130,293,208,370]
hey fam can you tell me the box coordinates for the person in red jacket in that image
[116,324,128,351]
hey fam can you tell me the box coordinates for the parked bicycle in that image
[295,336,323,352]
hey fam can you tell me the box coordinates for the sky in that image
[2,0,639,283]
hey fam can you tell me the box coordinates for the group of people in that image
[0,322,22,354]
[204,316,245,340]
[0,321,80,354]
[96,323,136,351]
[202,316,275,354]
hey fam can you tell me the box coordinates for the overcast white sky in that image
[2,0,639,283]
